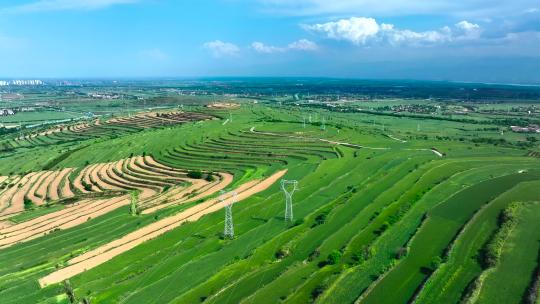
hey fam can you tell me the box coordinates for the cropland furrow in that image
[26,170,54,205]
[171,147,287,166]
[195,154,417,303]
[135,158,192,180]
[354,170,540,304]
[161,153,257,171]
[139,173,232,214]
[477,197,540,303]
[125,157,185,183]
[2,172,43,215]
[0,197,130,249]
[254,156,437,303]
[185,142,300,160]
[167,153,379,303]
[38,170,286,288]
[414,180,540,303]
[47,168,72,201]
[321,162,539,304]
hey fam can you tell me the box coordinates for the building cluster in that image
[88,93,121,99]
[510,125,540,133]
[0,106,36,116]
[0,80,44,86]
[0,109,15,116]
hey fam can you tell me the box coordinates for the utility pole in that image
[281,180,298,222]
[221,190,237,239]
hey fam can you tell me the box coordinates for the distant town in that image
[0,80,44,86]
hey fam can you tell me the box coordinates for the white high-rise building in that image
[0,80,44,86]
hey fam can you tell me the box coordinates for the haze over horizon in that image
[0,0,539,84]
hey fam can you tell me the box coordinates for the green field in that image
[0,91,539,304]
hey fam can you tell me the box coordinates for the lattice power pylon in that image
[281,180,298,222]
[221,190,237,239]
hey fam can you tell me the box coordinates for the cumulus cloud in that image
[454,20,482,39]
[203,40,240,57]
[303,17,481,46]
[251,39,318,53]
[303,17,380,45]
[1,0,138,13]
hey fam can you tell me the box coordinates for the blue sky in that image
[0,0,539,83]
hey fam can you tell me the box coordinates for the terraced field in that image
[2,111,214,150]
[0,102,539,304]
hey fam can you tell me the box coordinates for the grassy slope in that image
[478,198,540,304]
[415,181,540,303]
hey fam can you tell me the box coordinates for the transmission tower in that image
[281,180,298,222]
[303,116,306,128]
[321,117,326,131]
[221,190,237,239]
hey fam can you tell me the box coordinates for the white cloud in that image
[302,17,380,45]
[203,40,240,57]
[1,0,138,13]
[251,42,285,53]
[288,39,318,50]
[251,39,318,53]
[455,20,482,39]
[256,0,539,18]
[304,17,482,46]
[287,39,319,51]
[138,48,168,61]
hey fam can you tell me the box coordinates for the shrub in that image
[327,250,342,265]
[430,256,443,271]
[23,197,35,210]
[275,247,290,259]
[293,218,305,226]
[313,212,328,226]
[478,203,520,269]
[82,181,93,192]
[311,284,327,300]
[395,247,408,259]
[187,170,203,179]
